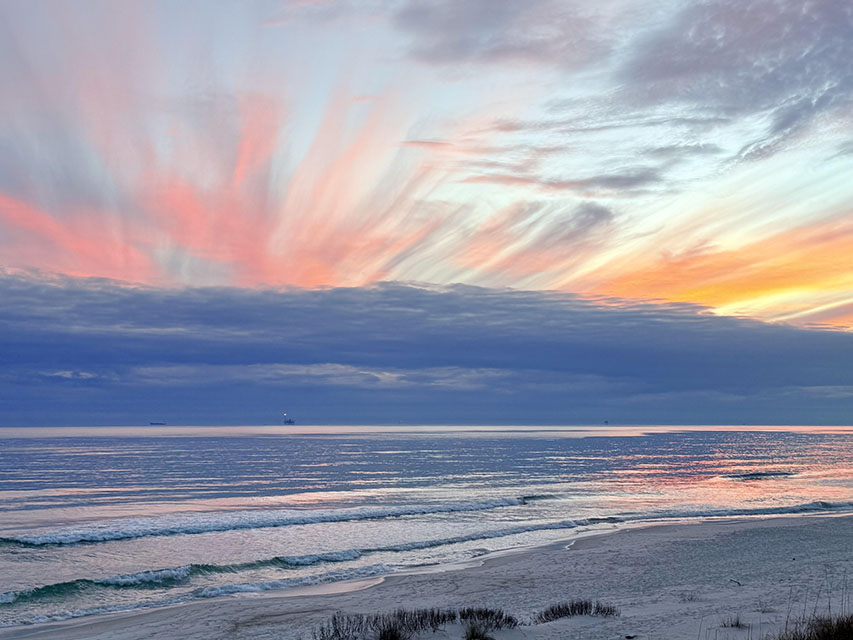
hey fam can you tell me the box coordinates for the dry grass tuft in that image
[534,600,619,623]
[463,621,494,640]
[310,607,516,640]
[774,614,853,640]
[721,613,748,628]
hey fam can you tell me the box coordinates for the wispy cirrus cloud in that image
[392,0,627,69]
[620,0,853,158]
[578,212,853,326]
[449,201,616,288]
[459,167,662,197]
[1,0,852,329]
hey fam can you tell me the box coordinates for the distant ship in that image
[282,412,295,425]
[149,421,167,426]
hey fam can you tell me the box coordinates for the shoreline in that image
[2,513,852,640]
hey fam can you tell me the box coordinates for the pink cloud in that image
[0,193,157,281]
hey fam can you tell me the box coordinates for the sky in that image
[1,0,852,425]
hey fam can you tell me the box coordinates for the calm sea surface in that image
[1,425,852,626]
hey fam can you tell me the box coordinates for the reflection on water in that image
[0,425,851,626]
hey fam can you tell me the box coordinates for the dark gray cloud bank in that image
[1,272,852,426]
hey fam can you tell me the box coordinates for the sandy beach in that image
[2,514,850,640]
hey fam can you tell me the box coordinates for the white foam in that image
[101,565,194,586]
[7,498,525,546]
[285,550,362,565]
[192,564,391,599]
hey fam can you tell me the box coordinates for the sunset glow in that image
[2,1,851,328]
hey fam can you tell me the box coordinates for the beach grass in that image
[310,607,517,640]
[309,601,627,640]
[720,612,747,628]
[463,622,494,640]
[774,614,853,640]
[457,608,518,630]
[533,599,620,623]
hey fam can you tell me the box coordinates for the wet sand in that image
[2,514,851,640]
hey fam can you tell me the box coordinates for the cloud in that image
[534,202,614,248]
[450,201,617,287]
[620,0,853,158]
[580,214,853,325]
[126,363,510,391]
[460,168,662,196]
[441,0,853,212]
[835,141,853,157]
[261,0,386,26]
[623,0,853,105]
[1,0,851,334]
[489,114,729,136]
[2,272,853,426]
[393,0,853,160]
[393,0,617,69]
[646,143,724,159]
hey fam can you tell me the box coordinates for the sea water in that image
[1,425,852,627]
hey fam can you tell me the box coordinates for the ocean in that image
[1,425,852,627]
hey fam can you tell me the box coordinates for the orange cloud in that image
[577,215,853,328]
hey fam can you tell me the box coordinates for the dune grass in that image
[533,599,620,623]
[721,612,747,628]
[773,614,853,640]
[310,601,626,640]
[463,621,494,640]
[457,608,518,630]
[310,607,517,640]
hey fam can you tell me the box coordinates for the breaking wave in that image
[0,551,365,606]
[8,498,851,609]
[191,564,391,599]
[649,500,853,520]
[2,498,852,625]
[0,497,531,547]
[1,520,605,607]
